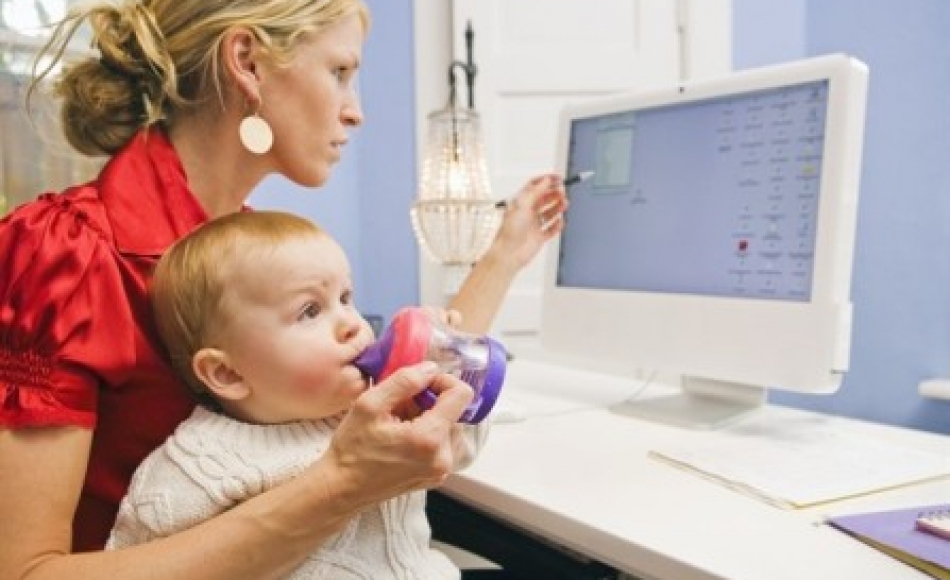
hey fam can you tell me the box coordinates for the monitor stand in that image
[610,377,766,430]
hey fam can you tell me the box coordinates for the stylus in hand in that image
[562,170,594,186]
[495,171,594,209]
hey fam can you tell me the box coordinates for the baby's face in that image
[216,234,375,423]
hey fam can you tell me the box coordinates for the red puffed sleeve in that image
[0,190,135,428]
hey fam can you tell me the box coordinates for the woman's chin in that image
[285,165,331,189]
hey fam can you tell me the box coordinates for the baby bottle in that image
[353,307,507,423]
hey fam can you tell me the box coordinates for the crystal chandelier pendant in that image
[411,106,501,266]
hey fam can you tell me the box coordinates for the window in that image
[0,0,99,216]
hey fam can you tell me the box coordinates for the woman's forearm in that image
[449,174,568,334]
[449,248,521,334]
[15,454,358,580]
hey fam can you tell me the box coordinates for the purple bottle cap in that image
[353,326,394,380]
[466,336,508,423]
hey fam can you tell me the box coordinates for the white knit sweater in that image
[106,406,488,580]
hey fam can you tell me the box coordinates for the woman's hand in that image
[449,174,568,333]
[421,307,462,329]
[491,174,569,270]
[324,362,474,507]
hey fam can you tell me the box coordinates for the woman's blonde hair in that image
[151,210,325,402]
[31,0,369,156]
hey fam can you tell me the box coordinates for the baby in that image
[106,210,487,580]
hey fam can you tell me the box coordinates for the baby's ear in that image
[192,348,250,402]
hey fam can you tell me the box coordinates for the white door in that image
[416,0,731,345]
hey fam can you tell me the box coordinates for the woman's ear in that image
[220,27,263,107]
[193,347,251,402]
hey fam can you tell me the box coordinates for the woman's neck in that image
[166,113,269,218]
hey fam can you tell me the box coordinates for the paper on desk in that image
[649,415,950,509]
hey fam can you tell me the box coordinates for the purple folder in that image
[829,503,950,575]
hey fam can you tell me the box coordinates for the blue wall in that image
[736,0,950,434]
[353,0,420,323]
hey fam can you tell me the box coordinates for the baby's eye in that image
[299,303,321,320]
[341,290,353,306]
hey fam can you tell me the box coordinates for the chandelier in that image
[411,22,501,266]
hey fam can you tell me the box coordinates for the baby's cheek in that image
[283,369,330,399]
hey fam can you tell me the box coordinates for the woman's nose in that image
[343,95,363,127]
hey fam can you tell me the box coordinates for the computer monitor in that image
[541,54,868,429]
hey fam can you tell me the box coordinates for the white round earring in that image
[239,112,274,155]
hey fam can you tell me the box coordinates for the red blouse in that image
[0,129,208,551]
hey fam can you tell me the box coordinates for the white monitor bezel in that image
[541,54,868,420]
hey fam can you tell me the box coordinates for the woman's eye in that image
[300,303,320,320]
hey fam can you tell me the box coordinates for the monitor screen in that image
[541,55,868,428]
[559,80,828,302]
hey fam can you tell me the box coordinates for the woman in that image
[0,1,567,579]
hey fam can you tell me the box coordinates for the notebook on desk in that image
[828,504,950,579]
[648,413,950,509]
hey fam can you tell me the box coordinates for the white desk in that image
[442,359,950,580]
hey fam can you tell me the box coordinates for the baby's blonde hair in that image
[151,211,325,402]
[31,0,369,156]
